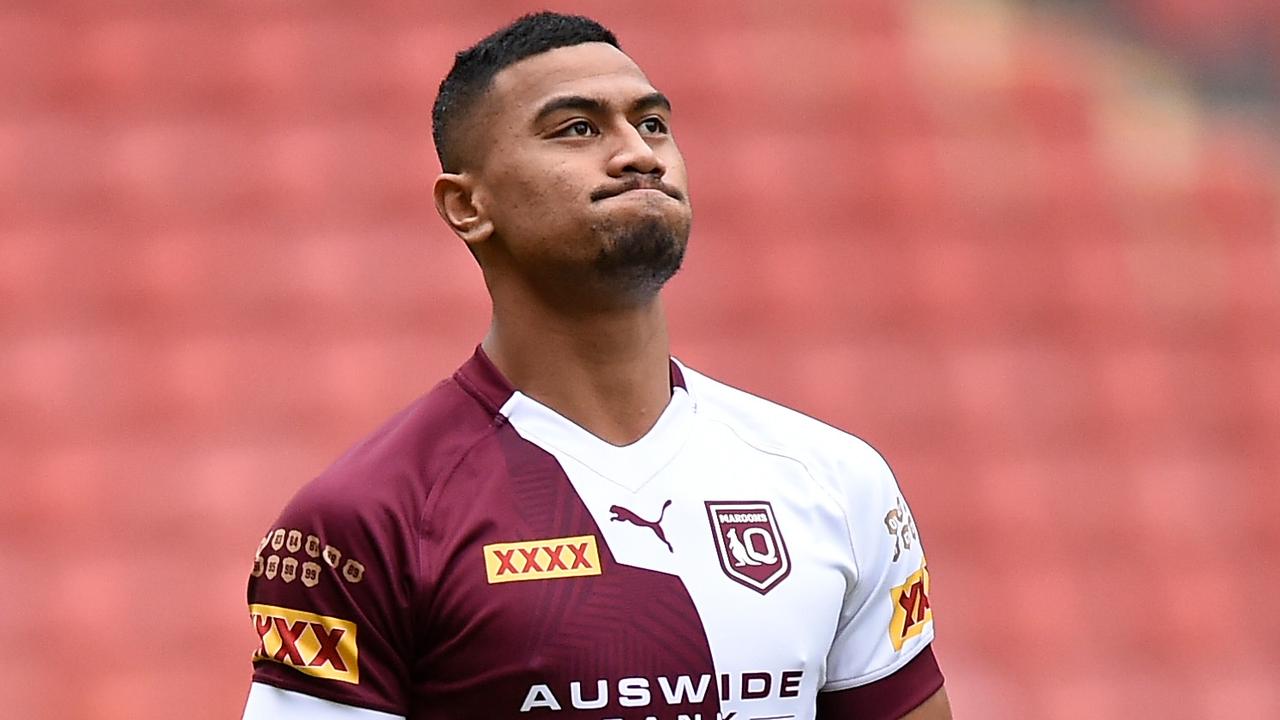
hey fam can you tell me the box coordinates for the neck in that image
[482,288,673,447]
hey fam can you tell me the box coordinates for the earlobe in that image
[433,173,493,248]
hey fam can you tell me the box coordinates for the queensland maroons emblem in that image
[705,501,791,594]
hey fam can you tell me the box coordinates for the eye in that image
[638,117,669,135]
[557,120,597,138]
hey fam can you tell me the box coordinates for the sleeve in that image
[243,682,406,719]
[817,446,943,717]
[245,473,419,717]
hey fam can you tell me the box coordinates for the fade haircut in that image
[431,12,620,173]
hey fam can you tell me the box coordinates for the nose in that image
[606,124,666,178]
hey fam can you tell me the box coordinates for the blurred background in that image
[3,0,1278,717]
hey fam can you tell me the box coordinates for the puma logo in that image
[609,500,673,553]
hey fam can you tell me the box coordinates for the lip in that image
[591,181,683,202]
[599,187,677,201]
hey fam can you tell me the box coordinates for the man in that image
[242,12,950,720]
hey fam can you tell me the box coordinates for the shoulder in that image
[280,372,505,535]
[680,361,896,492]
[246,358,514,712]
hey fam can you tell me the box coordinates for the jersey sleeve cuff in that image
[252,665,406,718]
[243,681,406,720]
[816,644,944,719]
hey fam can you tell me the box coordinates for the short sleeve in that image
[820,446,941,710]
[246,474,418,716]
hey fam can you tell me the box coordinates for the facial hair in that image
[591,214,690,299]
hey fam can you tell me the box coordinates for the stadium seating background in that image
[4,0,1278,717]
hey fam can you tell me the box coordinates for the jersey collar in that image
[458,346,695,492]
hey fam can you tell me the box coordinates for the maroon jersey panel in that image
[247,359,509,714]
[412,422,720,719]
[247,348,721,718]
[815,645,944,719]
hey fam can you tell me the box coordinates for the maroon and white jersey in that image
[243,348,941,720]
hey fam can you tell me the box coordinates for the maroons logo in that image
[705,501,791,594]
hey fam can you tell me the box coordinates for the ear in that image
[433,173,494,249]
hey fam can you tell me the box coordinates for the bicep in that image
[242,682,407,720]
[819,443,945,718]
[816,644,945,719]
[245,477,419,715]
[824,455,938,690]
[901,686,952,720]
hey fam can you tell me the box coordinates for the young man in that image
[242,12,949,720]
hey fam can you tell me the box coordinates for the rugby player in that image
[242,12,950,720]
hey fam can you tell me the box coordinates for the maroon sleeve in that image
[247,469,421,716]
[815,645,944,719]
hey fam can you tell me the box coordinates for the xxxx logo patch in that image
[888,559,933,651]
[250,604,359,683]
[483,535,602,584]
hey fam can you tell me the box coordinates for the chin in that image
[597,197,691,238]
[592,215,690,297]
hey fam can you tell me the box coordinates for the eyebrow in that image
[630,92,672,115]
[531,92,673,127]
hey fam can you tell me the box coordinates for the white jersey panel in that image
[680,364,937,689]
[501,364,936,717]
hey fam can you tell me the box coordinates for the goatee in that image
[593,216,689,298]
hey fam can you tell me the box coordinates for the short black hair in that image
[431,12,620,173]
